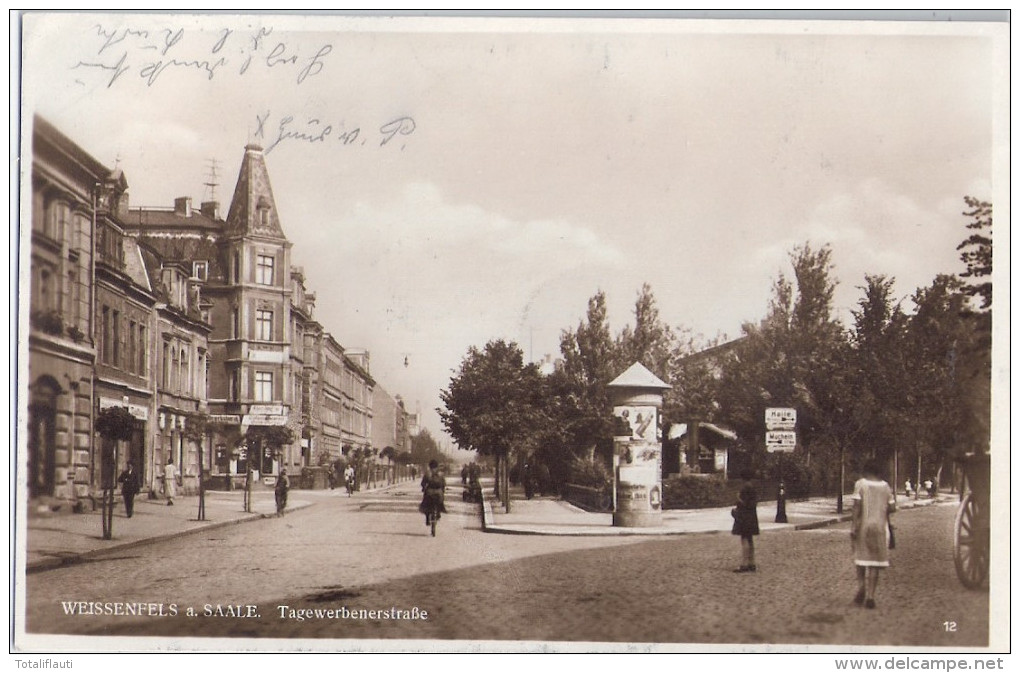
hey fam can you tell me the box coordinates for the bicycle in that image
[425,503,440,536]
[345,475,355,497]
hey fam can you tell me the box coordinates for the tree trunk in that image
[837,443,845,514]
[503,453,511,513]
[493,455,501,500]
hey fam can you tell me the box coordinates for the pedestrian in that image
[327,464,336,490]
[275,468,290,516]
[522,462,534,499]
[850,458,896,609]
[344,463,356,496]
[923,478,934,498]
[731,469,760,572]
[461,464,469,485]
[117,462,140,518]
[163,457,179,506]
[904,479,913,497]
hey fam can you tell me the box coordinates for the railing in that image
[562,483,613,512]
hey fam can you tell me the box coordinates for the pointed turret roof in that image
[223,143,287,240]
[608,362,671,390]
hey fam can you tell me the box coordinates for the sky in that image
[19,13,1007,449]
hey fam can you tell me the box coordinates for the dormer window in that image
[192,261,208,281]
[256,197,272,229]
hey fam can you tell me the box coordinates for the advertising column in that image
[608,362,671,528]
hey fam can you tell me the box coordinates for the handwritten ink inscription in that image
[71,24,333,88]
[255,112,417,153]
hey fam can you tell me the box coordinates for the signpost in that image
[765,431,796,452]
[765,408,796,523]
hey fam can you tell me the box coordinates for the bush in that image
[761,452,814,499]
[568,455,612,491]
[662,474,736,510]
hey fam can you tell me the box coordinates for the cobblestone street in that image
[22,483,989,649]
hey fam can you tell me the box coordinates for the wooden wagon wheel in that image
[954,492,989,590]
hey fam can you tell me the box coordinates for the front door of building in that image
[28,378,59,498]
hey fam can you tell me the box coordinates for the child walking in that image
[731,469,760,572]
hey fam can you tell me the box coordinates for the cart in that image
[953,452,990,590]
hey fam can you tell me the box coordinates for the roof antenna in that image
[203,158,220,202]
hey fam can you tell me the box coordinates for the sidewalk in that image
[21,480,407,573]
[482,489,951,536]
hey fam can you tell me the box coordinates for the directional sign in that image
[766,430,797,453]
[765,407,797,430]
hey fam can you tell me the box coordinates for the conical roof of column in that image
[608,362,671,390]
[223,143,287,239]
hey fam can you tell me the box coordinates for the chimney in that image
[116,190,129,221]
[174,197,193,217]
[200,201,220,219]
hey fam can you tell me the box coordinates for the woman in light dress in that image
[850,459,895,609]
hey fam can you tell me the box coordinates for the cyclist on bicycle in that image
[419,460,447,529]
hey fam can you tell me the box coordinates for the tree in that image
[439,339,547,512]
[183,411,210,520]
[901,275,982,487]
[409,427,444,467]
[379,445,396,484]
[954,197,992,461]
[95,406,137,442]
[957,196,992,312]
[615,283,677,382]
[847,274,912,456]
[716,244,848,495]
[552,291,619,474]
[94,406,137,539]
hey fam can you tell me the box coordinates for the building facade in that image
[27,117,213,508]
[27,117,101,506]
[28,120,402,502]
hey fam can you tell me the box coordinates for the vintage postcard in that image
[11,10,1010,661]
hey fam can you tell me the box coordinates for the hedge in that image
[662,475,738,510]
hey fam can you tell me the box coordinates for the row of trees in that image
[439,198,992,509]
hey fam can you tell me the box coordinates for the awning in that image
[668,421,737,441]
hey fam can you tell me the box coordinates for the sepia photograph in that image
[10,10,1010,661]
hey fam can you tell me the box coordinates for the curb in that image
[26,501,314,574]
[481,499,492,532]
[480,495,948,537]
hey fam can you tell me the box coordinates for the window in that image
[67,269,78,324]
[232,250,240,284]
[171,344,179,391]
[128,322,136,374]
[112,310,120,367]
[256,309,273,341]
[256,254,275,285]
[192,261,208,281]
[101,306,110,363]
[231,308,240,339]
[198,350,207,398]
[138,326,147,375]
[47,201,69,241]
[38,269,52,313]
[162,341,171,388]
[180,348,189,395]
[255,371,273,402]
